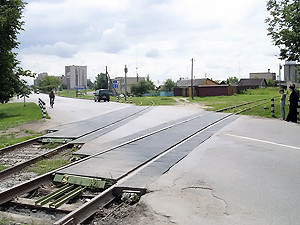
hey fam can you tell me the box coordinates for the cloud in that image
[145,49,160,58]
[22,41,77,58]
[18,0,280,86]
[100,23,129,54]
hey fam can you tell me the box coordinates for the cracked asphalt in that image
[142,116,300,225]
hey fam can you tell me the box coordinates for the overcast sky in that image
[18,0,280,85]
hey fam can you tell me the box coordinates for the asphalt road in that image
[11,93,300,224]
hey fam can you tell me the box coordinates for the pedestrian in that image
[279,88,286,120]
[286,84,299,123]
[49,90,55,108]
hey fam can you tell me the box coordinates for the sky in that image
[17,0,281,85]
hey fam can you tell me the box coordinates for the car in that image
[94,89,110,102]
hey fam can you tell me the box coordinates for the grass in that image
[187,87,286,118]
[58,89,94,99]
[0,217,35,225]
[112,96,177,106]
[0,132,41,149]
[28,154,71,175]
[189,88,281,110]
[0,102,44,130]
[0,164,7,172]
[0,103,45,148]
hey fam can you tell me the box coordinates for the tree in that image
[266,79,275,86]
[87,79,94,89]
[131,76,156,96]
[266,0,300,61]
[94,73,108,90]
[163,79,177,91]
[226,76,239,85]
[0,0,32,103]
[37,76,61,92]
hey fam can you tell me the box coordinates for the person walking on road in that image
[49,90,55,108]
[286,84,299,123]
[279,88,286,120]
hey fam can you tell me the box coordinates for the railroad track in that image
[216,96,280,115]
[0,110,237,224]
[0,106,153,190]
[0,99,274,224]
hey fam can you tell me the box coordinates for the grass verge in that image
[0,102,44,130]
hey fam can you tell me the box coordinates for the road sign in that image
[113,80,117,84]
[112,84,118,89]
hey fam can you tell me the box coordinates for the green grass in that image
[0,102,44,130]
[113,96,177,106]
[186,87,286,118]
[0,164,7,172]
[189,88,281,110]
[0,103,45,148]
[28,154,71,175]
[0,133,41,149]
[58,89,94,99]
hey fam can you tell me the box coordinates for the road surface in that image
[11,93,300,225]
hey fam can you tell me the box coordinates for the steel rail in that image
[0,105,154,181]
[1,110,228,224]
[0,143,70,180]
[54,113,234,225]
[0,137,41,156]
[216,96,280,113]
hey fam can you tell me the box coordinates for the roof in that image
[177,78,217,87]
[238,78,267,86]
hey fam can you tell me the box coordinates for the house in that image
[238,78,267,88]
[174,78,236,97]
[249,69,276,81]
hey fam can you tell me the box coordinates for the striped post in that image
[121,96,123,103]
[116,95,119,102]
[271,98,275,117]
[38,98,46,118]
[130,96,132,103]
[125,96,128,103]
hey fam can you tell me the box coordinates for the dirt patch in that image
[89,201,172,225]
[1,120,51,139]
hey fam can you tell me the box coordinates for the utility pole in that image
[279,63,282,88]
[191,58,194,100]
[124,65,128,95]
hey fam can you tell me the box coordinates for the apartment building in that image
[65,65,87,89]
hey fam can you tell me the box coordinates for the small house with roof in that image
[174,78,236,97]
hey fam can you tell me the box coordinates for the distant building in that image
[174,78,228,97]
[238,78,267,89]
[34,72,48,86]
[284,61,299,83]
[113,76,146,94]
[249,69,276,81]
[65,65,87,89]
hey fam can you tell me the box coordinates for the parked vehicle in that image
[94,89,110,102]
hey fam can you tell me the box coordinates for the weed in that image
[0,164,7,171]
[40,142,60,149]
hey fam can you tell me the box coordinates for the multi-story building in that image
[65,65,87,89]
[113,76,145,94]
[284,61,299,83]
[34,72,48,86]
[249,69,276,80]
